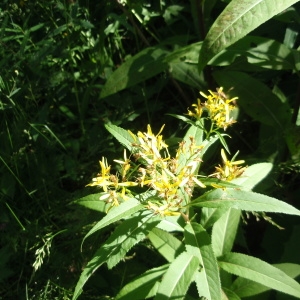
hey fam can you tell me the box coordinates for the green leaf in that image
[231,263,300,297]
[82,198,144,245]
[219,253,300,298]
[177,122,204,172]
[154,251,200,300]
[209,36,294,70]
[148,228,185,262]
[100,47,169,98]
[156,215,184,232]
[73,193,107,212]
[198,0,300,70]
[212,208,241,257]
[213,71,291,128]
[232,163,273,190]
[116,264,169,300]
[190,188,300,216]
[184,223,222,300]
[222,287,241,300]
[72,211,160,300]
[201,178,241,189]
[100,42,202,98]
[200,207,229,229]
[105,123,137,151]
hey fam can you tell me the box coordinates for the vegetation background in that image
[1,0,300,299]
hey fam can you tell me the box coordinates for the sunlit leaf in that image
[72,211,160,300]
[190,188,300,216]
[199,0,300,71]
[219,253,300,298]
[148,227,185,262]
[212,208,241,257]
[105,123,137,151]
[73,193,107,212]
[154,251,200,300]
[232,163,273,190]
[209,36,294,70]
[184,223,222,299]
[82,198,144,245]
[231,263,300,297]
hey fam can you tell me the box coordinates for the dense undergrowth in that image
[1,0,300,299]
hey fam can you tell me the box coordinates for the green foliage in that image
[1,0,300,299]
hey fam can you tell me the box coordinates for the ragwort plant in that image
[73,89,300,300]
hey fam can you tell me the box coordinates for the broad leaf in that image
[105,123,137,151]
[232,163,273,191]
[72,211,160,300]
[213,71,291,128]
[191,188,300,216]
[212,208,241,257]
[231,263,300,297]
[116,264,169,300]
[154,251,200,300]
[219,253,300,298]
[184,223,222,300]
[148,227,185,262]
[100,47,169,98]
[198,0,300,70]
[82,198,144,244]
[101,42,202,98]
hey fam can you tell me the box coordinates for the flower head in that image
[200,87,238,130]
[211,149,246,182]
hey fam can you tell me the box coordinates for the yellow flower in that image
[86,157,112,192]
[211,149,246,182]
[200,87,238,130]
[187,98,203,119]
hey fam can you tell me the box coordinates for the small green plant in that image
[73,88,300,299]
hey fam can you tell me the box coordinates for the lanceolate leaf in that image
[154,251,200,300]
[231,263,300,297]
[72,211,160,300]
[184,223,222,300]
[116,264,169,300]
[219,253,300,298]
[148,227,185,262]
[232,163,273,191]
[105,123,137,151]
[212,208,241,257]
[82,198,144,245]
[190,188,300,216]
[198,0,300,71]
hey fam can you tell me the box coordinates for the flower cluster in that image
[87,87,246,216]
[88,125,206,216]
[188,87,238,130]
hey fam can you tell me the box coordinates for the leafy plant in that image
[73,87,300,299]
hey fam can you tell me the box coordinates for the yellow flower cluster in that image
[188,87,238,130]
[87,88,245,215]
[88,125,206,216]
